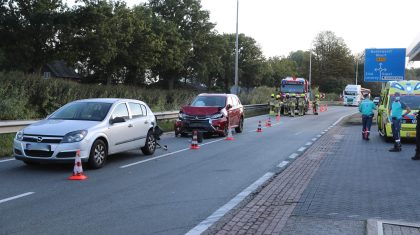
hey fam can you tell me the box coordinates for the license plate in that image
[26,143,51,151]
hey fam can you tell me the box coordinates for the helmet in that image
[291,93,296,97]
[271,93,275,98]
[286,93,290,98]
[276,95,280,99]
[301,94,305,97]
[315,94,320,98]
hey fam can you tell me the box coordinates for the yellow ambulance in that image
[377,80,420,140]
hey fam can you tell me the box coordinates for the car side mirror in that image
[226,104,232,110]
[110,116,125,124]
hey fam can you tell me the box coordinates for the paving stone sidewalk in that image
[207,117,420,235]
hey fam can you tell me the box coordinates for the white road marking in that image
[332,111,358,126]
[185,172,274,235]
[297,147,306,152]
[312,138,317,141]
[288,153,299,159]
[317,134,322,138]
[0,192,34,204]
[294,131,303,135]
[120,139,225,168]
[305,142,312,146]
[0,158,14,163]
[321,132,325,134]
[277,161,289,168]
[324,129,328,132]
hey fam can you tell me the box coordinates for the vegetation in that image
[0,133,14,157]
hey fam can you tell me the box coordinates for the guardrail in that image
[0,104,269,134]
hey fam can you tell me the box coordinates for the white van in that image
[343,85,362,106]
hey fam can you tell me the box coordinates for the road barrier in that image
[0,104,269,134]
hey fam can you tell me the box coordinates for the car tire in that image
[88,139,107,169]
[235,117,244,133]
[383,124,393,143]
[141,130,156,155]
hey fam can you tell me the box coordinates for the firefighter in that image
[269,93,275,115]
[290,93,296,117]
[284,93,290,115]
[274,94,281,115]
[298,94,305,116]
[313,94,320,115]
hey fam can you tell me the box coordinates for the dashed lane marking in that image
[277,161,289,168]
[288,153,299,159]
[297,147,306,152]
[185,172,274,235]
[305,142,312,146]
[0,192,34,204]
[317,134,322,138]
[312,138,317,141]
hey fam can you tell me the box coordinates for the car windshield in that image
[281,84,304,93]
[390,96,420,110]
[344,91,357,95]
[49,102,113,121]
[191,96,226,107]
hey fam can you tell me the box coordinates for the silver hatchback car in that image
[14,98,157,168]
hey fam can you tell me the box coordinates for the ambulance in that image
[377,80,420,140]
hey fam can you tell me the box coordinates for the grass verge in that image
[0,133,14,158]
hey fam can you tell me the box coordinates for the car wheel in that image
[235,117,244,133]
[88,139,107,169]
[383,124,393,143]
[141,130,156,155]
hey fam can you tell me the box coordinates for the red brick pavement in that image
[207,124,344,235]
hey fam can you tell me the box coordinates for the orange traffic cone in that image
[225,127,234,140]
[266,117,272,127]
[68,150,87,180]
[256,121,263,132]
[190,130,200,150]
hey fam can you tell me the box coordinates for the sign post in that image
[364,48,406,84]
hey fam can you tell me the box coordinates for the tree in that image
[312,31,355,93]
[288,50,310,79]
[0,0,67,73]
[265,57,298,88]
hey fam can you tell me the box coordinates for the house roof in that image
[47,60,80,79]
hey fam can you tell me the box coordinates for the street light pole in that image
[309,48,312,99]
[234,0,239,94]
[355,59,358,85]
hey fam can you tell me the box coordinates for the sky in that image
[126,0,420,67]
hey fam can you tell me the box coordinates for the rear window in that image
[191,96,227,107]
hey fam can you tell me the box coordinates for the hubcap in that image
[94,144,105,165]
[148,135,155,151]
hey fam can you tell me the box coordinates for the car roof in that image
[74,98,143,104]
[198,93,234,97]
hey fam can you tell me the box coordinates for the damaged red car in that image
[174,94,244,137]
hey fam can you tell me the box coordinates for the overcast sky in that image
[126,0,420,67]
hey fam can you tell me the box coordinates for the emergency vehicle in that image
[279,77,310,115]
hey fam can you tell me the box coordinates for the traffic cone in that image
[190,130,200,150]
[256,121,263,132]
[225,127,234,140]
[68,150,87,180]
[266,117,272,127]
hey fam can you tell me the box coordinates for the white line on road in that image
[297,147,306,152]
[332,111,358,126]
[324,129,328,132]
[321,132,325,134]
[305,142,312,146]
[277,161,289,168]
[288,153,299,159]
[0,158,14,163]
[317,134,322,138]
[185,172,274,235]
[312,138,317,141]
[0,192,34,204]
[294,131,303,135]
[120,139,225,168]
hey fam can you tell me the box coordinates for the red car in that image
[175,94,244,137]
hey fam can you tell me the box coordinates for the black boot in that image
[412,154,420,160]
[366,132,370,141]
[389,142,402,152]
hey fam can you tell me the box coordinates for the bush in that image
[0,72,198,120]
[238,86,276,105]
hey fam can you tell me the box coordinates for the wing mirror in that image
[226,104,232,110]
[110,116,125,124]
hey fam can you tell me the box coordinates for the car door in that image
[227,96,237,127]
[128,102,150,148]
[106,103,133,154]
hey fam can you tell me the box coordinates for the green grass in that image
[0,133,14,158]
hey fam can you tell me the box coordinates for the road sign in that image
[364,48,406,82]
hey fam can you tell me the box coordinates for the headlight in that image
[15,131,24,141]
[178,112,186,119]
[211,113,224,119]
[61,130,88,143]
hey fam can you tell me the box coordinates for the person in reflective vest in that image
[388,92,411,152]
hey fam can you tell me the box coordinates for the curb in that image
[367,219,420,235]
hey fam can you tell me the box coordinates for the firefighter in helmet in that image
[284,93,290,115]
[298,93,305,116]
[269,93,276,115]
[290,93,296,117]
[275,94,281,115]
[313,94,320,115]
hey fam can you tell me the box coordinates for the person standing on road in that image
[388,92,411,152]
[411,111,420,160]
[358,93,376,140]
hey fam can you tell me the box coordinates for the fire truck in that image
[279,77,310,115]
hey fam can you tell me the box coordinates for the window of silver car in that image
[112,103,130,120]
[141,104,148,116]
[49,102,112,121]
[128,102,144,118]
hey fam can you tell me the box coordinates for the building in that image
[41,60,81,81]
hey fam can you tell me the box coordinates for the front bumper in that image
[175,117,227,134]
[13,139,90,163]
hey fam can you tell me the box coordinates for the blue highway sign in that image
[364,48,406,82]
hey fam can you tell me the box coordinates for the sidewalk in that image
[207,115,420,235]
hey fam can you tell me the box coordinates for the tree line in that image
[3,0,412,94]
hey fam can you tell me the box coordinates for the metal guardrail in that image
[0,104,269,134]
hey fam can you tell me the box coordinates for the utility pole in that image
[309,49,312,99]
[234,0,239,94]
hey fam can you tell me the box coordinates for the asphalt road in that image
[0,106,356,235]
